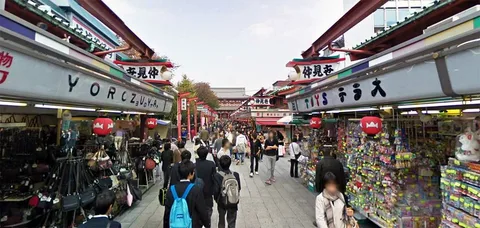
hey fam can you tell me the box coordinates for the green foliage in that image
[195,82,219,109]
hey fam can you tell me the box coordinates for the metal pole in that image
[0,0,5,10]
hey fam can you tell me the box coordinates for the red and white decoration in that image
[310,117,321,129]
[360,116,382,135]
[146,118,158,129]
[93,118,114,136]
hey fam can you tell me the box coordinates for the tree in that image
[166,74,196,123]
[195,82,219,109]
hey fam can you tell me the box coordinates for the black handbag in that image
[96,177,113,191]
[129,183,142,201]
[62,161,80,212]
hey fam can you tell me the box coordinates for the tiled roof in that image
[354,0,449,50]
[15,0,108,51]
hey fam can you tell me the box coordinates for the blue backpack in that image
[169,183,194,228]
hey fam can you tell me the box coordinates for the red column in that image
[177,97,182,141]
[194,105,198,136]
[187,104,191,140]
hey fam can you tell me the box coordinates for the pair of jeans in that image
[218,207,237,228]
[264,155,276,179]
[114,136,123,150]
[237,153,245,163]
[250,154,259,173]
[290,159,299,177]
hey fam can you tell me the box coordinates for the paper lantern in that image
[146,118,157,129]
[161,71,173,81]
[360,116,382,135]
[93,118,114,136]
[310,117,321,129]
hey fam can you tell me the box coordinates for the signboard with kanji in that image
[252,97,271,106]
[124,66,162,82]
[297,63,340,80]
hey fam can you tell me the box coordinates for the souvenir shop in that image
[0,25,173,227]
[287,9,480,228]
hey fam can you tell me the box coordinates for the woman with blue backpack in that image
[163,160,210,228]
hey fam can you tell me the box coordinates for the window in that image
[386,9,397,26]
[398,9,411,21]
[374,9,385,27]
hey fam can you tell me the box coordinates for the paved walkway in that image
[115,142,318,228]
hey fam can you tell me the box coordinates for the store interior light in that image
[97,109,122,113]
[380,106,392,110]
[35,104,96,112]
[326,107,378,114]
[401,110,440,115]
[0,101,27,107]
[463,109,480,113]
[123,111,146,115]
[398,100,480,109]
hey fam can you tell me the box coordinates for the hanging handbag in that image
[129,183,142,201]
[62,161,80,212]
[80,187,96,207]
[126,184,133,207]
[145,158,156,170]
[115,184,127,205]
[158,187,167,206]
[96,177,113,191]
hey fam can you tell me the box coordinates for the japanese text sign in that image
[0,47,171,113]
[289,62,444,112]
[124,66,161,82]
[252,97,271,106]
[297,63,340,80]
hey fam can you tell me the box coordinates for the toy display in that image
[345,120,442,228]
[440,157,480,227]
[455,128,480,162]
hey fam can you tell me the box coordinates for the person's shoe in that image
[265,180,272,185]
[255,172,259,175]
[313,221,317,227]
[249,173,253,177]
[271,177,276,182]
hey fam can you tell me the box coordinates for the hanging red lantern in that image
[310,117,321,129]
[92,118,114,136]
[360,116,382,135]
[146,118,157,129]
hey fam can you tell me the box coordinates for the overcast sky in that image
[103,0,343,94]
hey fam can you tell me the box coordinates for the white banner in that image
[0,47,170,113]
[289,61,444,112]
[123,65,162,82]
[297,63,340,80]
[252,97,271,106]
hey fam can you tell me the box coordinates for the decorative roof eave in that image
[277,86,297,96]
[285,56,344,67]
[11,0,107,52]
[113,60,174,68]
[351,0,477,60]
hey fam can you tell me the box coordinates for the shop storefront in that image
[286,8,480,228]
[0,12,174,227]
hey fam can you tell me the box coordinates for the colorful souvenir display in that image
[455,128,480,162]
[441,157,480,227]
[345,121,442,227]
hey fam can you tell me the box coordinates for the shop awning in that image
[277,116,292,125]
[157,119,171,126]
[290,118,310,125]
[256,118,284,126]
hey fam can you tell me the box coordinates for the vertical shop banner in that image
[291,62,445,112]
[181,98,187,111]
[0,47,170,113]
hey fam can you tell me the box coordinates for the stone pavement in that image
[114,142,319,228]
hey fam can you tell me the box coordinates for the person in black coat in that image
[79,190,121,228]
[170,150,192,186]
[160,143,174,188]
[315,149,347,206]
[213,155,241,228]
[195,146,216,220]
[163,160,210,228]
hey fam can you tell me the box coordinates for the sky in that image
[103,0,343,94]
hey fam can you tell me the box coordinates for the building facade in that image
[211,87,249,119]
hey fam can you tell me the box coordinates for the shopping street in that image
[115,142,320,228]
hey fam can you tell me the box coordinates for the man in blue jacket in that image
[79,190,121,228]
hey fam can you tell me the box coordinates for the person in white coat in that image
[289,137,302,178]
[316,172,357,228]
